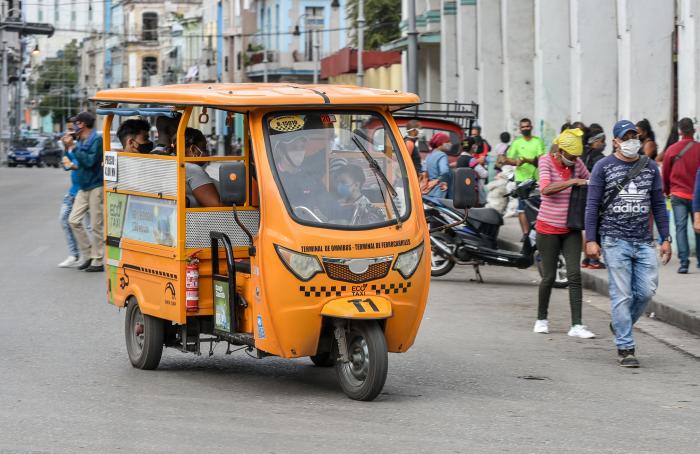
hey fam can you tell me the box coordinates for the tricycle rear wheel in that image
[125,298,164,370]
[335,321,388,401]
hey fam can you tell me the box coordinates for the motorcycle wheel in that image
[534,251,569,288]
[430,247,455,277]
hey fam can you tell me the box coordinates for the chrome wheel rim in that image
[131,306,145,354]
[341,334,370,385]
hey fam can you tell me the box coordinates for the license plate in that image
[15,157,25,161]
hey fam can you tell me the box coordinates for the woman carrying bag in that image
[532,128,596,339]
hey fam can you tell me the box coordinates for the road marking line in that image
[28,245,50,257]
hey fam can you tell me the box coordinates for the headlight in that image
[275,245,324,281]
[393,243,424,279]
[7,151,14,157]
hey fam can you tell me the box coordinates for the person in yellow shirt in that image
[502,118,546,234]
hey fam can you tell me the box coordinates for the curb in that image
[500,237,700,337]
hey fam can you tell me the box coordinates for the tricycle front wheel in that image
[335,321,388,401]
[125,298,164,370]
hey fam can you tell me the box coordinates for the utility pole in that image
[0,33,8,163]
[262,48,268,83]
[14,37,24,139]
[313,28,319,84]
[407,0,418,94]
[357,0,364,87]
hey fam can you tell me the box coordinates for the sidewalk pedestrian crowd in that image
[414,114,700,368]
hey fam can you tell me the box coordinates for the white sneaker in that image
[57,256,79,268]
[568,324,596,339]
[533,319,549,334]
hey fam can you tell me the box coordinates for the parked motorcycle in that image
[425,179,569,288]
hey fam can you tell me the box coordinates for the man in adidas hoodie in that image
[584,119,672,368]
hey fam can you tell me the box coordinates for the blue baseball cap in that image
[613,120,638,139]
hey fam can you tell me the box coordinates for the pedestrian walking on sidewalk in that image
[68,111,105,273]
[585,119,672,368]
[503,118,546,235]
[662,117,700,273]
[532,128,594,339]
[636,118,658,160]
[694,168,700,233]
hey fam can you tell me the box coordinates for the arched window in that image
[142,12,158,41]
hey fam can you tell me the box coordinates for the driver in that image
[274,114,340,220]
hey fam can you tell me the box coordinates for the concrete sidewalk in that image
[498,217,700,336]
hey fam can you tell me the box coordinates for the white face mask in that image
[619,139,641,158]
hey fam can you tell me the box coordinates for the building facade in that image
[389,0,696,147]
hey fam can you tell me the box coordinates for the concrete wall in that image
[440,0,460,102]
[570,0,618,134]
[534,0,571,144]
[502,0,536,136]
[457,1,478,104]
[677,0,700,125]
[476,0,504,139]
[617,0,674,145]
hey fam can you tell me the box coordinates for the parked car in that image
[7,137,63,167]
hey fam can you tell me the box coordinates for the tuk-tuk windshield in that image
[266,111,410,229]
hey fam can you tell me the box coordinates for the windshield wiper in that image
[351,133,402,228]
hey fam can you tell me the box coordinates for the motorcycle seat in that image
[467,207,503,226]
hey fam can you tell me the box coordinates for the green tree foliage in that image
[346,0,402,50]
[27,40,80,122]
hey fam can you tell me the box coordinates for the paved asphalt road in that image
[1,168,699,453]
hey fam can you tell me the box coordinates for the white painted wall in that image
[678,0,700,124]
[502,0,536,136]
[534,0,571,144]
[457,2,478,104]
[570,0,618,133]
[617,0,674,145]
[440,2,459,102]
[476,0,504,139]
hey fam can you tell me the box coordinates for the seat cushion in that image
[467,207,503,226]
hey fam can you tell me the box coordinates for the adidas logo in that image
[617,181,648,202]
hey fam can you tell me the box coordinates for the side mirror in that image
[452,167,478,209]
[219,161,247,206]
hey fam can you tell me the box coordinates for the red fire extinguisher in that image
[186,256,200,313]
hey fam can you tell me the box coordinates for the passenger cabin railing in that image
[100,105,258,262]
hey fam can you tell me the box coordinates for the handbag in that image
[566,184,588,230]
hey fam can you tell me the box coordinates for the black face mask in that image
[137,141,155,153]
[521,129,532,137]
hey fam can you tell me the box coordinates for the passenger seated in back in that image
[116,119,153,153]
[152,114,181,155]
[184,128,221,207]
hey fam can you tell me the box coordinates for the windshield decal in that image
[269,115,305,132]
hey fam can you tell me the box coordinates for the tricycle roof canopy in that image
[92,83,420,111]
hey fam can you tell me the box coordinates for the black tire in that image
[125,298,164,370]
[310,352,335,367]
[335,321,388,401]
[430,237,455,277]
[7,163,16,167]
[534,251,569,288]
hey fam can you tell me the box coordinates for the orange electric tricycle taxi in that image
[93,84,474,401]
